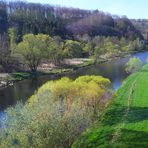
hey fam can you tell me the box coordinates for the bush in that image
[0,76,113,148]
[125,57,142,74]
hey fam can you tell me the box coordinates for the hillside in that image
[73,64,148,147]
[0,1,143,40]
[131,19,148,39]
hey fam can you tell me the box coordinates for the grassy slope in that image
[73,65,148,148]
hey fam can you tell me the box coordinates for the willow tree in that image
[15,34,52,72]
[125,57,142,74]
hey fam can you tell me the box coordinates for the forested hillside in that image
[131,19,148,40]
[0,1,143,41]
[0,1,146,74]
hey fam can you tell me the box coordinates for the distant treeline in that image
[131,19,148,39]
[0,1,143,41]
[0,1,147,73]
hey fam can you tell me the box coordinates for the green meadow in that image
[73,64,148,148]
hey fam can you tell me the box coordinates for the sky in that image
[27,0,148,19]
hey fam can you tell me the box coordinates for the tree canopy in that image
[15,34,51,72]
[64,40,83,58]
[0,1,144,40]
[125,57,143,73]
[0,75,112,148]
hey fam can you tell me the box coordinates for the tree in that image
[8,27,17,50]
[83,41,94,56]
[49,76,111,113]
[48,36,64,66]
[125,57,142,74]
[0,33,10,70]
[0,2,7,34]
[0,76,113,148]
[64,40,83,58]
[15,34,51,72]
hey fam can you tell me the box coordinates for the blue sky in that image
[27,0,147,19]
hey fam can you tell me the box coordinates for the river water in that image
[0,52,148,112]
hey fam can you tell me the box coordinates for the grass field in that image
[72,64,148,148]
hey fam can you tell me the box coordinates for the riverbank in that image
[72,64,148,147]
[0,58,95,89]
[0,74,14,89]
[0,50,146,89]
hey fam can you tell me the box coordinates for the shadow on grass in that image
[73,126,148,148]
[101,104,148,126]
[139,70,148,73]
[73,104,148,147]
[126,107,148,123]
[117,128,148,148]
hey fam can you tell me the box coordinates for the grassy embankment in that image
[73,64,148,148]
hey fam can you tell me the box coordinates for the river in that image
[0,52,148,112]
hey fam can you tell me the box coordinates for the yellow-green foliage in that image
[125,57,143,74]
[30,75,111,110]
[0,75,112,148]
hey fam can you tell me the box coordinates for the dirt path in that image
[111,78,137,143]
[111,72,144,144]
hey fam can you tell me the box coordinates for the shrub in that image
[125,57,142,74]
[0,76,113,148]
